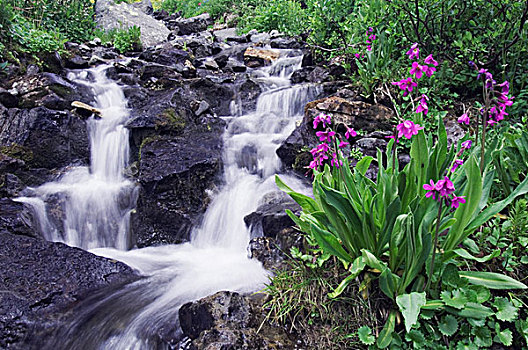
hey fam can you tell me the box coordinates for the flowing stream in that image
[19,50,320,349]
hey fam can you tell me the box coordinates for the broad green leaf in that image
[379,268,398,300]
[440,289,467,309]
[310,223,353,263]
[396,292,426,332]
[358,326,375,345]
[459,271,528,289]
[442,263,462,288]
[470,285,491,303]
[275,175,318,213]
[355,156,373,175]
[494,328,513,346]
[422,299,444,310]
[405,329,425,348]
[515,318,528,344]
[456,342,478,350]
[453,248,500,263]
[438,314,458,336]
[493,297,518,322]
[361,249,387,272]
[328,256,365,298]
[447,302,494,319]
[377,310,396,348]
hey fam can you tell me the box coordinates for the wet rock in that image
[179,291,295,349]
[244,47,280,67]
[173,13,212,36]
[140,45,190,67]
[64,55,89,69]
[248,227,303,271]
[0,198,33,237]
[0,87,19,108]
[95,0,170,48]
[0,231,138,349]
[213,28,238,43]
[237,78,261,113]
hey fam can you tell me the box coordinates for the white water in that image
[23,51,320,349]
[15,65,136,250]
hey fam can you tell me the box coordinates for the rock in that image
[0,87,19,108]
[140,45,190,67]
[64,55,89,69]
[213,28,238,43]
[0,198,33,237]
[0,231,138,349]
[248,227,303,271]
[203,58,219,71]
[71,101,102,118]
[244,47,280,67]
[95,0,170,48]
[173,13,212,36]
[179,291,295,349]
[243,191,300,239]
[270,37,304,49]
[237,78,261,113]
[193,100,211,116]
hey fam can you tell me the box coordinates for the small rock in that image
[65,55,89,69]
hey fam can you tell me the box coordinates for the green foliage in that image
[239,0,306,36]
[113,25,142,53]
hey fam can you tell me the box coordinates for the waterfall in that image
[15,65,136,250]
[26,50,321,349]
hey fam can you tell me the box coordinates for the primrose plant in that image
[276,43,528,348]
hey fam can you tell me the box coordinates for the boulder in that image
[172,13,212,36]
[244,47,280,67]
[179,291,295,349]
[0,231,138,349]
[95,0,170,48]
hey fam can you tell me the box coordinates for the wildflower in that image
[396,120,424,139]
[391,77,417,96]
[368,27,373,32]
[367,45,372,51]
[330,153,342,168]
[410,61,425,79]
[316,130,336,142]
[424,65,436,78]
[338,140,349,148]
[497,81,509,95]
[451,159,464,172]
[468,61,475,68]
[424,54,438,67]
[406,43,419,60]
[313,113,331,129]
[354,53,360,59]
[451,195,466,209]
[457,113,470,125]
[435,176,455,197]
[369,34,376,41]
[416,94,429,115]
[461,140,472,149]
[423,180,438,200]
[345,127,357,139]
[310,143,330,156]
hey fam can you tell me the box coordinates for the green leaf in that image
[473,326,492,347]
[515,318,528,344]
[459,271,528,289]
[396,292,426,332]
[379,268,399,300]
[456,342,478,350]
[377,310,396,348]
[447,302,493,319]
[328,256,365,298]
[469,285,491,303]
[494,328,513,346]
[422,299,444,310]
[405,329,425,347]
[453,248,501,263]
[355,156,373,175]
[310,223,353,263]
[440,289,468,309]
[438,314,458,336]
[493,297,518,322]
[358,326,375,345]
[442,263,462,288]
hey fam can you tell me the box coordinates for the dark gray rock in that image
[0,198,33,237]
[64,55,89,69]
[0,87,19,108]
[0,231,138,349]
[172,13,212,36]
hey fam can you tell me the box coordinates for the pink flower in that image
[435,176,455,197]
[330,153,342,168]
[339,140,349,148]
[424,54,438,67]
[354,53,360,59]
[396,120,424,139]
[313,113,331,129]
[497,81,509,95]
[451,159,464,172]
[416,94,429,115]
[458,113,470,125]
[310,143,330,156]
[423,179,437,200]
[345,127,357,139]
[451,195,466,208]
[461,140,472,149]
[316,131,336,142]
[367,45,372,51]
[391,77,417,96]
[406,43,419,60]
[424,65,436,77]
[369,34,376,41]
[410,61,426,79]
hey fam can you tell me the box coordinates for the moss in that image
[138,135,162,162]
[49,84,73,98]
[0,144,34,163]
[155,108,186,132]
[293,151,311,172]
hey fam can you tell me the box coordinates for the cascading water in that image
[25,50,321,349]
[15,65,136,250]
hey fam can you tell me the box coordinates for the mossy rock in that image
[155,108,187,132]
[0,144,34,163]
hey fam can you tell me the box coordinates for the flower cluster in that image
[355,27,377,59]
[309,113,357,171]
[392,44,438,97]
[423,176,466,208]
[458,67,514,127]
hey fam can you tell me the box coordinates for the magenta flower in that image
[368,27,373,32]
[369,34,376,41]
[497,81,509,95]
[435,176,455,197]
[424,54,438,67]
[410,61,426,79]
[406,43,419,60]
[424,65,436,77]
[461,140,472,150]
[367,45,372,51]
[451,195,466,209]
[310,143,330,156]
[416,94,429,115]
[391,77,417,96]
[423,180,438,200]
[396,120,424,139]
[313,113,331,129]
[345,127,357,139]
[316,130,336,142]
[354,53,360,59]
[457,113,470,125]
[451,159,464,172]
[338,140,349,148]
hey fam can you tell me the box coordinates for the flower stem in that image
[425,200,444,291]
[480,84,490,173]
